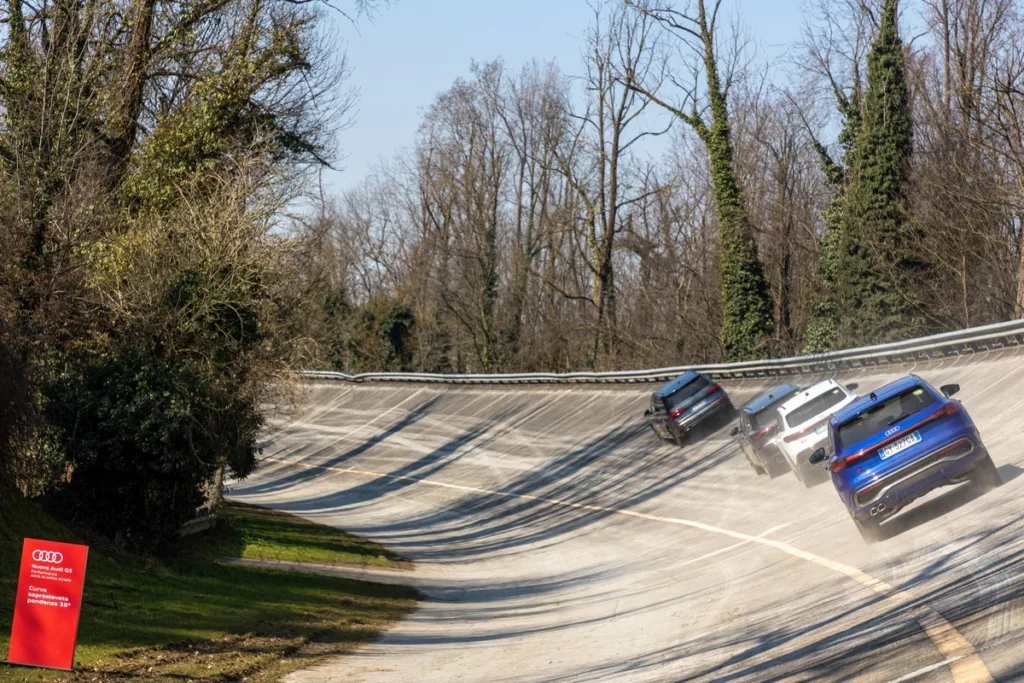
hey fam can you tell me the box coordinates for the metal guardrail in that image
[296,319,1024,386]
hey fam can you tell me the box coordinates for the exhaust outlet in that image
[877,503,887,514]
[870,506,879,517]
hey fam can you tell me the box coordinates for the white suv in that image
[775,380,859,487]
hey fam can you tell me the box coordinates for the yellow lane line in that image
[259,455,993,682]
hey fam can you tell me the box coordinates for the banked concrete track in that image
[231,347,1024,682]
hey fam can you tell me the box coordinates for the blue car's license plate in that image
[879,431,922,460]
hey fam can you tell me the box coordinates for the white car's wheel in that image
[795,465,813,488]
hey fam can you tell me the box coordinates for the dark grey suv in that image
[729,384,801,477]
[645,372,734,446]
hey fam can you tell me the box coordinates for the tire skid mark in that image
[261,454,993,683]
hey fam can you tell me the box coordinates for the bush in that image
[42,344,263,552]
[0,338,33,491]
[326,295,416,373]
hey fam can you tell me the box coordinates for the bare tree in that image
[622,0,776,360]
[565,1,667,366]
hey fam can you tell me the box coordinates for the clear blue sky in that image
[325,0,807,194]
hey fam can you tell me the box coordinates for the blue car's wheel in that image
[855,516,883,544]
[973,454,1002,490]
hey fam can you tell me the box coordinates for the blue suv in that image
[809,375,1000,542]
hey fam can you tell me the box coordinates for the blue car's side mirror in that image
[940,383,960,398]
[809,448,828,465]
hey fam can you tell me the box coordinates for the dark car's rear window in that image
[837,386,936,448]
[664,375,711,412]
[749,391,797,430]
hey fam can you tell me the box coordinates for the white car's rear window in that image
[786,387,846,428]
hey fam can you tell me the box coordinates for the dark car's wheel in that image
[973,454,1002,490]
[855,516,883,544]
[743,451,765,475]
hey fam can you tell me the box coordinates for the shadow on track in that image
[355,425,737,562]
[537,507,1024,682]
[876,464,1023,542]
[237,396,441,497]
[246,387,735,564]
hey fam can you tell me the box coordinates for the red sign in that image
[5,538,89,670]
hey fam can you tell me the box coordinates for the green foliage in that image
[839,0,926,344]
[0,339,30,488]
[703,71,776,361]
[320,282,352,366]
[32,172,295,551]
[41,343,263,551]
[0,0,337,548]
[806,0,925,351]
[719,230,776,361]
[331,295,416,373]
[122,1,329,212]
[835,0,925,348]
[802,222,845,354]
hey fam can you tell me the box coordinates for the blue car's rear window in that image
[837,386,936,448]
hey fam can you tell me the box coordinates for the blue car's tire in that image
[855,516,883,544]
[973,454,1002,490]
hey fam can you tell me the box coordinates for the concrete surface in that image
[229,349,1024,682]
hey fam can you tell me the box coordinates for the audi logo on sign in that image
[32,550,63,564]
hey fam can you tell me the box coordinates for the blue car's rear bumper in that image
[848,440,987,520]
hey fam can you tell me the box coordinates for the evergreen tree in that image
[840,0,924,345]
[806,0,924,352]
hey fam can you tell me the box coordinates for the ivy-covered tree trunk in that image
[698,12,774,361]
[803,102,860,354]
[838,0,925,345]
[623,0,775,361]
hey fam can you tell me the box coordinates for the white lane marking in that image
[884,655,967,683]
[260,456,993,683]
[669,523,791,570]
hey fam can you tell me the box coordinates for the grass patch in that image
[184,502,409,569]
[0,492,418,682]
